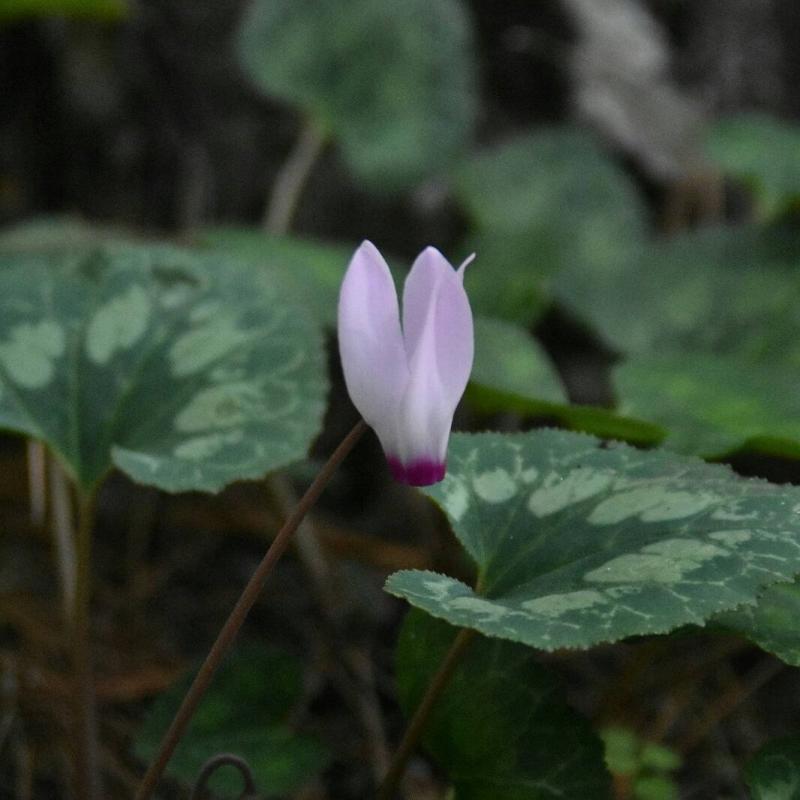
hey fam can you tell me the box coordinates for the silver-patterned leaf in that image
[387,431,800,650]
[0,245,327,492]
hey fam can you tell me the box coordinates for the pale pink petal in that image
[394,350,452,484]
[391,254,474,485]
[401,247,454,360]
[337,241,409,453]
[430,259,474,412]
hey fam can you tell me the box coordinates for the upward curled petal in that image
[337,241,408,454]
[392,252,474,485]
[402,247,454,360]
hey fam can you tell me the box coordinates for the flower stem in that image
[50,456,77,622]
[377,626,477,800]
[263,117,327,234]
[134,419,367,800]
[72,488,101,800]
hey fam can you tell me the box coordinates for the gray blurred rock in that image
[565,0,708,180]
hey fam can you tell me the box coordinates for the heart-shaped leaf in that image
[396,610,612,799]
[745,737,800,800]
[614,353,800,458]
[469,317,565,406]
[456,129,646,325]
[135,644,329,797]
[387,431,800,650]
[457,129,644,240]
[0,245,327,492]
[236,0,476,189]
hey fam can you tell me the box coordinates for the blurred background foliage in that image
[4,0,800,798]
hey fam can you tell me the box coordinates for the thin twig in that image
[263,118,327,234]
[377,627,477,800]
[134,420,367,800]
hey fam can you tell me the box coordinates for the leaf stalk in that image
[377,626,477,800]
[72,487,101,800]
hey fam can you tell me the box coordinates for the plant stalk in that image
[72,489,101,800]
[377,627,477,800]
[263,117,326,234]
[134,419,367,800]
[49,457,77,621]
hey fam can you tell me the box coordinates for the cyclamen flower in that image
[338,241,474,486]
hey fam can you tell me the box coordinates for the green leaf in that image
[601,727,679,800]
[387,431,800,650]
[707,113,800,219]
[547,404,664,447]
[135,644,329,797]
[466,317,663,446]
[396,611,612,799]
[0,245,327,492]
[456,129,646,325]
[555,223,800,359]
[470,317,565,405]
[614,353,800,458]
[458,233,553,325]
[746,737,800,800]
[603,727,640,776]
[0,0,126,20]
[467,385,665,447]
[633,775,679,800]
[236,0,476,188]
[457,129,644,238]
[716,579,800,667]
[197,227,353,325]
[638,742,681,773]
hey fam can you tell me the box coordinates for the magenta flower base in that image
[338,241,473,488]
[387,456,446,487]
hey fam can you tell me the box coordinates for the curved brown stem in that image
[135,419,367,800]
[190,753,258,799]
